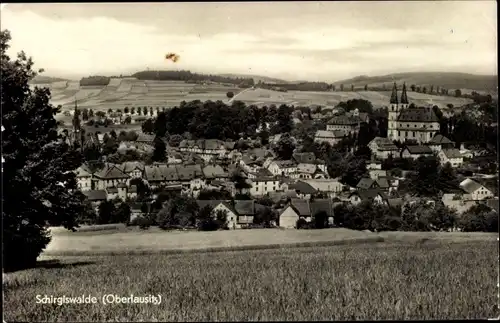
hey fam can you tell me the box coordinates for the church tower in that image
[400,82,409,110]
[387,82,399,141]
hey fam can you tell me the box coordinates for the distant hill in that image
[30,75,69,84]
[332,72,498,93]
[218,73,289,84]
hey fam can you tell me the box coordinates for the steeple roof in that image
[390,82,398,104]
[400,83,409,104]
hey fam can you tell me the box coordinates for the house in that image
[288,181,317,199]
[202,164,228,181]
[314,130,346,146]
[326,115,361,134]
[356,178,386,190]
[348,189,388,205]
[303,179,345,197]
[485,198,499,213]
[368,137,399,160]
[117,161,145,179]
[428,134,455,153]
[369,169,388,180]
[144,164,179,188]
[268,190,298,204]
[92,163,130,190]
[400,145,434,159]
[459,178,494,201]
[239,155,263,173]
[279,198,312,228]
[291,163,326,180]
[250,174,280,197]
[196,199,256,229]
[438,149,464,168]
[167,153,184,164]
[75,164,93,191]
[267,160,297,176]
[178,139,234,160]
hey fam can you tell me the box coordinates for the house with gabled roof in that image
[438,148,464,168]
[314,130,346,146]
[303,178,345,197]
[267,160,297,176]
[249,171,280,197]
[368,137,399,160]
[202,164,228,180]
[92,163,130,190]
[117,161,145,179]
[400,145,434,159]
[288,181,317,199]
[82,190,107,210]
[428,134,455,153]
[459,178,494,201]
[348,189,389,205]
[291,163,328,180]
[75,164,93,191]
[195,199,257,229]
[326,115,361,134]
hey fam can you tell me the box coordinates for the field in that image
[31,78,474,118]
[3,234,498,321]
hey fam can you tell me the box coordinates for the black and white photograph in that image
[1,1,499,321]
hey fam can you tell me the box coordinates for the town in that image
[65,82,498,232]
[2,2,498,321]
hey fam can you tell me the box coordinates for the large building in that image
[387,83,440,143]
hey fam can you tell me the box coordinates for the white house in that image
[438,149,464,168]
[279,205,300,229]
[250,176,281,196]
[267,160,297,176]
[75,164,93,191]
[459,178,494,201]
[401,145,434,160]
[303,179,344,197]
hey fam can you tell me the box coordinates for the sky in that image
[0,2,497,82]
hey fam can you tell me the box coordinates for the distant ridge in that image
[332,72,498,92]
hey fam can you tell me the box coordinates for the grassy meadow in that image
[4,238,498,321]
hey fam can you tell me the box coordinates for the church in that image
[387,83,440,144]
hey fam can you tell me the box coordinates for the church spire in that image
[390,82,398,104]
[400,82,409,104]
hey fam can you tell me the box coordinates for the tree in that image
[364,84,368,91]
[142,106,148,115]
[152,136,166,162]
[274,133,296,160]
[113,201,131,224]
[131,107,136,115]
[98,200,116,224]
[410,84,416,92]
[142,118,155,134]
[124,107,129,114]
[231,171,252,194]
[455,89,462,97]
[422,87,427,94]
[2,30,87,271]
[154,111,167,137]
[351,84,354,91]
[430,85,434,94]
[313,211,329,229]
[169,134,183,147]
[226,91,234,99]
[459,204,498,232]
[340,84,344,91]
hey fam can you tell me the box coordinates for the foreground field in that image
[44,226,497,256]
[44,227,380,256]
[4,240,498,321]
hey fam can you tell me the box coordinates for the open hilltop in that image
[30,77,475,112]
[332,72,498,94]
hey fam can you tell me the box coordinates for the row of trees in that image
[142,100,294,141]
[132,70,255,88]
[330,200,497,232]
[79,75,110,86]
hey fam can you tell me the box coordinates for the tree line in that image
[79,76,111,86]
[132,70,255,87]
